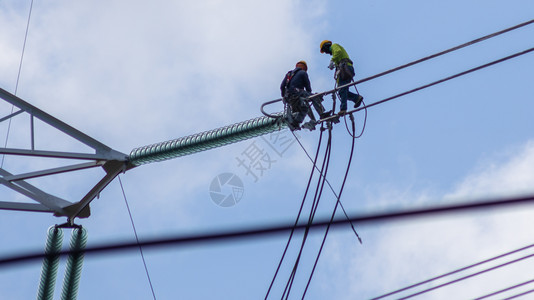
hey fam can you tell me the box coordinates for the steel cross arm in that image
[3,161,105,182]
[0,201,54,213]
[0,87,127,160]
[0,174,71,214]
[61,160,126,220]
[0,109,24,123]
[0,148,120,160]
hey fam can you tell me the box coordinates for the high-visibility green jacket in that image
[331,43,352,66]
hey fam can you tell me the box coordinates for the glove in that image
[328,60,335,70]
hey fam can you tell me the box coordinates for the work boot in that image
[301,120,316,131]
[287,120,301,131]
[319,110,332,119]
[353,95,364,108]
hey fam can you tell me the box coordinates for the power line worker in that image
[280,61,328,131]
[320,40,364,115]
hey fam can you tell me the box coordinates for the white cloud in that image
[317,140,534,299]
[446,141,534,200]
[1,0,326,154]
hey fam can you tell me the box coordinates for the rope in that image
[119,175,157,300]
[291,132,361,242]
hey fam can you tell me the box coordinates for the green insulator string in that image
[60,227,88,300]
[37,226,64,300]
[129,115,285,166]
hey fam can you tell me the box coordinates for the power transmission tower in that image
[0,87,284,224]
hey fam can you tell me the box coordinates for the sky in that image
[0,0,534,299]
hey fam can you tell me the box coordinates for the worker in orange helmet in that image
[280,60,328,131]
[320,40,363,115]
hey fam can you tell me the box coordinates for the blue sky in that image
[1,1,534,299]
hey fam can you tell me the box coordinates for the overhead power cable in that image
[265,127,326,299]
[282,126,333,299]
[341,18,534,91]
[504,288,534,300]
[302,114,357,299]
[2,194,534,267]
[291,132,361,240]
[475,278,534,300]
[261,18,534,118]
[394,250,534,299]
[372,241,534,299]
[344,46,534,116]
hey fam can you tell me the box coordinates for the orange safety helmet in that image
[320,40,332,53]
[296,60,308,71]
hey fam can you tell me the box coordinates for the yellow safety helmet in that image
[320,40,332,53]
[296,60,307,71]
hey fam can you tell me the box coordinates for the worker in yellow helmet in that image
[320,40,363,115]
[280,61,328,131]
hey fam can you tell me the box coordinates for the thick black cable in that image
[291,132,361,241]
[119,175,157,300]
[283,127,333,299]
[344,80,367,139]
[265,129,325,300]
[397,251,534,299]
[2,0,34,169]
[302,114,357,299]
[2,194,534,267]
[475,278,534,300]
[344,99,367,139]
[346,47,534,116]
[372,242,534,299]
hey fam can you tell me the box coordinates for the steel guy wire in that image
[119,175,157,300]
[2,0,34,169]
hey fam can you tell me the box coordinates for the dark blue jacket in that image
[280,67,312,97]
